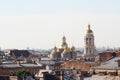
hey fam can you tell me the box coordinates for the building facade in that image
[0,62,44,76]
[84,24,95,55]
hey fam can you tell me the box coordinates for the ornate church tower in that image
[61,36,68,49]
[84,24,95,54]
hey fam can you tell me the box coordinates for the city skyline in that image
[0,0,120,49]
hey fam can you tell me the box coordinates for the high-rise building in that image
[84,24,95,55]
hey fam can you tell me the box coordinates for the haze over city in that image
[0,0,120,49]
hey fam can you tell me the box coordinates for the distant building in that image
[0,61,44,76]
[60,60,99,71]
[83,24,96,61]
[92,49,120,76]
[93,57,120,76]
[99,49,120,63]
[6,49,31,58]
[50,24,98,62]
[84,24,95,55]
[99,51,113,63]
[50,36,77,60]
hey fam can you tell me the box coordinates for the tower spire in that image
[61,36,68,48]
[88,24,90,30]
[62,36,66,43]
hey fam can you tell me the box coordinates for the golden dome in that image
[85,24,93,34]
[71,46,75,52]
[53,46,57,53]
[63,45,68,53]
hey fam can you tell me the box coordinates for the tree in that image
[11,69,31,78]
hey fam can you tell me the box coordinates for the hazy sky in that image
[0,0,120,49]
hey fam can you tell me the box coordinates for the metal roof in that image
[93,57,120,70]
[0,63,40,68]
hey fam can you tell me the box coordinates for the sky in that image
[0,0,120,49]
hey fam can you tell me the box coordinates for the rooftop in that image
[93,57,120,69]
[0,63,40,68]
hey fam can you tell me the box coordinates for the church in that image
[83,24,96,61]
[49,36,77,60]
[50,24,96,61]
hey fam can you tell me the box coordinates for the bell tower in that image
[84,24,95,54]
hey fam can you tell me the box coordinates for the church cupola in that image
[53,46,57,53]
[85,24,93,35]
[61,36,68,49]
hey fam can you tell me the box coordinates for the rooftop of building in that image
[0,63,41,68]
[93,57,120,70]
[40,60,57,65]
